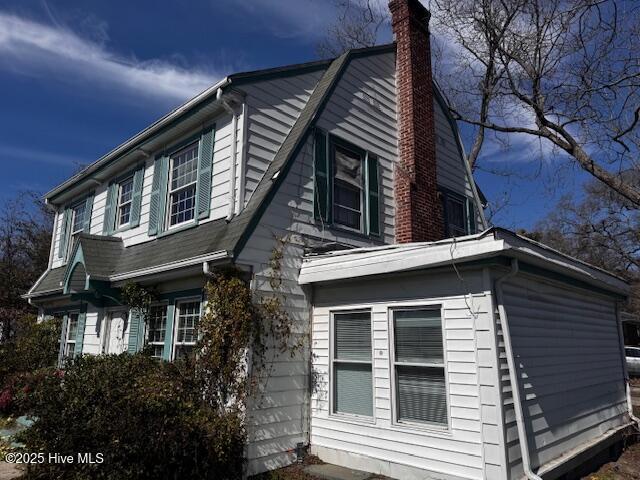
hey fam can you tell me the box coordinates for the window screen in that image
[333,311,372,417]
[333,146,363,231]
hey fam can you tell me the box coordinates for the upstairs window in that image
[117,176,134,227]
[314,130,380,236]
[167,143,199,228]
[333,145,363,231]
[442,190,477,238]
[68,202,86,258]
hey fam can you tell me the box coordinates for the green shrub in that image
[18,354,245,480]
[0,315,60,414]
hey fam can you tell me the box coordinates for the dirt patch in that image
[582,437,640,480]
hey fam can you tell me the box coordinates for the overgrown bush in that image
[18,354,245,480]
[0,315,59,414]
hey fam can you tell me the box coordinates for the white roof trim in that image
[299,228,629,296]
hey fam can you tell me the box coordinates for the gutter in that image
[45,77,232,203]
[494,259,543,480]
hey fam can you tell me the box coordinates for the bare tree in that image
[316,0,387,59]
[0,192,53,341]
[527,171,639,311]
[319,0,640,207]
[432,0,640,206]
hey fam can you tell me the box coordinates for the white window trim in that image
[145,302,169,358]
[67,201,86,260]
[64,311,80,359]
[116,175,134,229]
[170,296,202,360]
[388,304,452,433]
[328,308,376,424]
[165,140,200,231]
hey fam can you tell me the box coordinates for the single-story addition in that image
[300,228,639,480]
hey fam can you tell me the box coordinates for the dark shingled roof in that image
[27,44,398,299]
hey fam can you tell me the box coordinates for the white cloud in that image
[0,144,82,167]
[0,12,223,102]
[222,0,340,40]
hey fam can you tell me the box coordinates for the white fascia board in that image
[298,235,505,284]
[503,238,630,295]
[109,250,231,282]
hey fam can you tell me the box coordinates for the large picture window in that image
[391,307,447,427]
[172,300,201,360]
[167,142,199,227]
[146,305,168,358]
[332,311,373,418]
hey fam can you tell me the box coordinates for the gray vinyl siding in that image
[237,53,400,475]
[315,51,397,243]
[498,274,628,479]
[309,270,490,480]
[242,70,325,207]
[434,99,474,199]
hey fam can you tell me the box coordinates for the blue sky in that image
[0,0,584,229]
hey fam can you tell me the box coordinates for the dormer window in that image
[167,142,199,228]
[117,176,134,227]
[333,145,364,231]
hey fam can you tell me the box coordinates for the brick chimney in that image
[389,0,444,243]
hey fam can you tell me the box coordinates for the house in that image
[25,0,636,478]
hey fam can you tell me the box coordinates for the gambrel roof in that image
[27,43,483,299]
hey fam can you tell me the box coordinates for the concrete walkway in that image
[0,462,21,480]
[305,464,387,480]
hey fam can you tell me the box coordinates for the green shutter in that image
[103,183,118,235]
[127,310,143,354]
[148,156,169,236]
[83,194,93,233]
[467,199,477,234]
[58,209,72,258]
[74,311,86,357]
[57,314,68,367]
[129,167,145,228]
[314,129,330,222]
[366,154,380,236]
[197,126,215,220]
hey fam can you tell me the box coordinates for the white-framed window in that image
[390,307,448,427]
[332,142,364,232]
[68,201,86,258]
[331,310,373,418]
[172,299,201,360]
[116,176,134,228]
[64,312,79,359]
[167,142,199,228]
[146,304,168,359]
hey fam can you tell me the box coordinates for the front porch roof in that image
[299,227,630,297]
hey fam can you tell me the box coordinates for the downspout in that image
[494,258,543,480]
[237,101,248,214]
[615,305,640,426]
[218,90,239,221]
